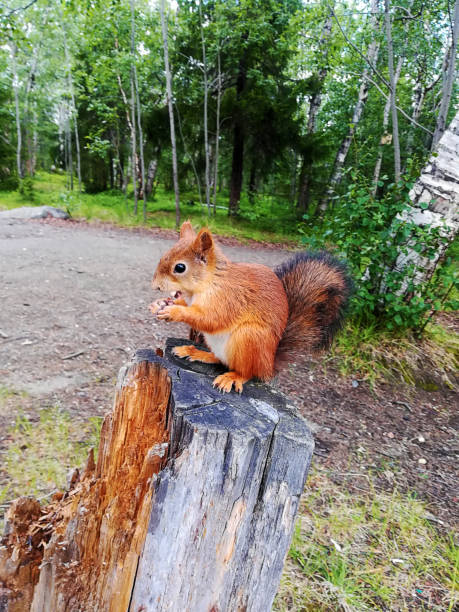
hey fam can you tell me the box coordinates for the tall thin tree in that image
[11,43,23,184]
[384,0,400,182]
[372,56,403,193]
[297,3,334,212]
[431,0,459,149]
[319,0,380,212]
[213,47,222,215]
[160,0,180,227]
[199,0,211,213]
[131,0,147,221]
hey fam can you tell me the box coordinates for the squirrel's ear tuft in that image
[179,220,195,240]
[193,228,213,255]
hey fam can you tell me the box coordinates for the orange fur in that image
[152,222,288,392]
[152,222,351,393]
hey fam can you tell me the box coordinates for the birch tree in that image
[199,0,211,213]
[297,3,334,212]
[60,8,82,192]
[431,0,459,149]
[212,47,221,215]
[11,43,23,183]
[319,0,380,212]
[372,56,402,194]
[384,112,459,296]
[160,0,180,227]
[131,0,147,220]
[383,0,400,182]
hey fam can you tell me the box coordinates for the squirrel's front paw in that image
[157,304,180,322]
[150,298,173,315]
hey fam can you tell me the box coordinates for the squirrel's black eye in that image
[174,262,186,274]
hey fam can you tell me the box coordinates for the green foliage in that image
[301,174,458,333]
[19,175,34,200]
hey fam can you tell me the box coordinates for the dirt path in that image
[0,217,457,524]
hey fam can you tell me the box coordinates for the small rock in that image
[0,206,69,220]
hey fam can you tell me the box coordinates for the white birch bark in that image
[130,71,138,215]
[61,15,82,192]
[372,55,403,194]
[146,158,159,197]
[131,0,147,221]
[11,44,23,181]
[386,112,459,295]
[297,5,334,211]
[213,48,221,215]
[160,0,180,227]
[384,0,400,182]
[199,0,211,213]
[431,0,459,149]
[319,0,380,212]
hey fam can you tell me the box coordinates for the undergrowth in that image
[0,171,298,244]
[331,319,458,389]
[0,406,102,521]
[274,467,458,612]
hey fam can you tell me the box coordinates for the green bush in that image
[301,174,458,333]
[19,176,35,201]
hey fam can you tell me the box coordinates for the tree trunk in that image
[145,157,159,198]
[61,13,82,193]
[384,112,459,295]
[248,158,257,204]
[0,341,314,611]
[213,48,222,215]
[403,80,425,171]
[67,111,73,191]
[130,71,138,216]
[319,0,380,212]
[160,0,180,228]
[199,0,211,213]
[11,44,23,182]
[373,55,403,194]
[297,6,334,212]
[431,0,459,149]
[384,0,400,182]
[131,0,147,221]
[228,58,246,216]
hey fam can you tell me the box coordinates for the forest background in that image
[0,0,458,609]
[0,0,458,334]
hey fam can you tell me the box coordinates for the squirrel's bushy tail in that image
[274,251,352,370]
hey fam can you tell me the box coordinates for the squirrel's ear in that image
[179,220,195,240]
[193,228,213,256]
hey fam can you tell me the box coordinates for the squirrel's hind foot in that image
[173,345,221,364]
[213,372,248,394]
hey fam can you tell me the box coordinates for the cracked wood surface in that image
[131,339,314,612]
[0,339,313,612]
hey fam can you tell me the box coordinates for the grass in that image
[0,171,300,245]
[274,467,458,612]
[330,319,458,389]
[0,406,102,520]
[0,397,456,611]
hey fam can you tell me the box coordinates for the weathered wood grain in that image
[0,340,314,612]
[130,339,314,612]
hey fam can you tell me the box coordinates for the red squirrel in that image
[150,221,352,393]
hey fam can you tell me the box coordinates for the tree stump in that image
[0,339,314,612]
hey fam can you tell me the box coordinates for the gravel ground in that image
[0,216,457,525]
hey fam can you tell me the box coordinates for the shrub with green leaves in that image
[301,174,458,333]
